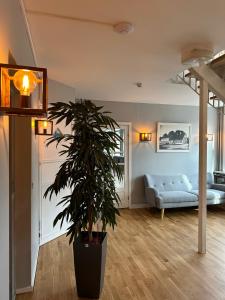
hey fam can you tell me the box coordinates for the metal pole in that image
[220,109,224,170]
[198,79,208,254]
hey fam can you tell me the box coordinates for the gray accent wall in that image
[44,81,217,207]
[93,101,217,205]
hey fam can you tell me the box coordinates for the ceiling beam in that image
[191,64,225,102]
[210,53,225,69]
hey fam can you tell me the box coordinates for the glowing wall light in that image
[35,119,53,136]
[0,63,47,116]
[139,132,152,142]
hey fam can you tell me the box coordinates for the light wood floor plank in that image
[17,207,225,300]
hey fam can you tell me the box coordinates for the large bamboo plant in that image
[44,100,122,243]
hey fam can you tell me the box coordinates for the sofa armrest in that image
[145,187,159,207]
[211,183,225,192]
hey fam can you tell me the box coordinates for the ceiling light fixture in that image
[135,82,142,88]
[181,46,214,67]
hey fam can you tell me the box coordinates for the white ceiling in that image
[23,0,225,105]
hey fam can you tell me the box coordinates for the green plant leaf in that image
[44,99,123,243]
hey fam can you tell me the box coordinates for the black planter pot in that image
[73,231,107,299]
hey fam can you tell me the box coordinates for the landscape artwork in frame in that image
[157,122,191,152]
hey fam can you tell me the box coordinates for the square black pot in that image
[73,232,107,299]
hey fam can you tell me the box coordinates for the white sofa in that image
[144,173,225,219]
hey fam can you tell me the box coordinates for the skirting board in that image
[130,203,150,209]
[16,245,40,295]
[40,229,67,246]
[16,286,33,295]
[31,245,40,287]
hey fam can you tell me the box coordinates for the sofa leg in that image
[161,208,165,220]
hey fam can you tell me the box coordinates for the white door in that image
[39,121,71,245]
[114,125,130,208]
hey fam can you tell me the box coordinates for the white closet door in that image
[114,125,130,208]
[39,121,71,245]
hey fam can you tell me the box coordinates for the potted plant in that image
[44,100,122,298]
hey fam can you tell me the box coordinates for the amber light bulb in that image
[13,69,37,96]
[140,133,151,142]
[42,120,48,134]
[43,120,48,128]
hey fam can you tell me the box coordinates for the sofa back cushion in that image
[187,173,213,190]
[144,174,192,192]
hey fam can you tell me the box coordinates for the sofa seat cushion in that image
[189,189,225,201]
[158,191,198,203]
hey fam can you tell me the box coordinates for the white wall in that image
[0,2,13,299]
[48,79,75,103]
[0,0,37,298]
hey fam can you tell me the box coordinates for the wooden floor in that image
[17,207,225,300]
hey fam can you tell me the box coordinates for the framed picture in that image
[157,122,191,152]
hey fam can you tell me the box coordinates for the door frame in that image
[9,116,16,300]
[118,122,132,208]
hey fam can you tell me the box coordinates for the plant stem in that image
[88,206,93,242]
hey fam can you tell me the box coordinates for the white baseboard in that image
[31,245,40,287]
[16,286,33,295]
[130,203,150,209]
[16,244,39,295]
[40,229,67,246]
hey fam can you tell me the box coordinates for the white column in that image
[198,79,208,254]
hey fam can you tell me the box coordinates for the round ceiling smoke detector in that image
[181,47,214,66]
[135,82,142,88]
[113,22,134,35]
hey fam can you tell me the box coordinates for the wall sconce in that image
[140,132,152,142]
[35,120,53,136]
[0,63,47,116]
[207,134,213,142]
